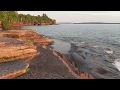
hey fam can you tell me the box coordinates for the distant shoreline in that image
[58,23,120,24]
[73,23,120,24]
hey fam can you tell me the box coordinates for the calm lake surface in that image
[23,24,120,57]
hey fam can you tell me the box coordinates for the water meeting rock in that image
[69,42,120,79]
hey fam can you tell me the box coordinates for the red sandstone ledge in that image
[0,29,54,79]
[0,29,94,79]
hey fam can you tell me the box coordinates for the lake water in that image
[23,24,120,56]
[23,24,120,74]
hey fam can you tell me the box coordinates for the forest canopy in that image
[0,11,56,30]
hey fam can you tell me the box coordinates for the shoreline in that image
[47,38,95,79]
[0,29,79,79]
[1,29,119,79]
[16,43,78,79]
[48,37,120,79]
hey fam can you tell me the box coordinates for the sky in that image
[18,11,120,23]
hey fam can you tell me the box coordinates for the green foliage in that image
[2,20,13,30]
[0,11,19,30]
[18,13,56,25]
[0,11,56,30]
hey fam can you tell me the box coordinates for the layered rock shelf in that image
[0,60,29,79]
[0,30,54,79]
[0,37,37,63]
[1,30,54,46]
[1,29,114,79]
[0,29,78,79]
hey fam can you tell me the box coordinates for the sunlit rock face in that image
[0,37,37,63]
[0,30,55,79]
[1,30,54,46]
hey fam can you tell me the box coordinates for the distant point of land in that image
[58,22,120,24]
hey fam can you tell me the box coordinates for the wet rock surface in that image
[68,42,120,79]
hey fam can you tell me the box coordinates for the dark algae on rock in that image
[68,42,120,79]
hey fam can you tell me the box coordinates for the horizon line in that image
[57,22,120,23]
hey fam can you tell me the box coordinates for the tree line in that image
[0,11,56,30]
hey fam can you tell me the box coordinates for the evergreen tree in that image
[0,11,56,30]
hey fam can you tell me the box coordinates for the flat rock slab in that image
[1,30,54,46]
[0,37,24,44]
[16,44,77,79]
[0,60,29,79]
[0,37,37,63]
